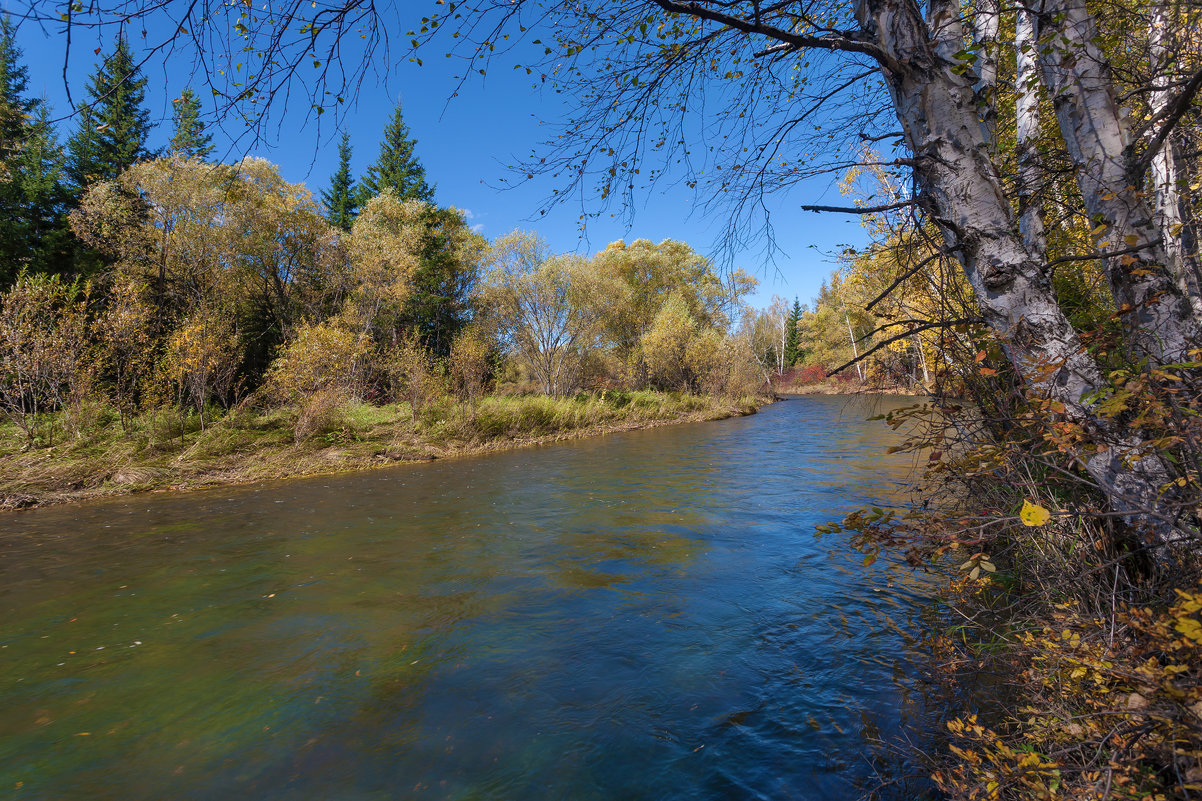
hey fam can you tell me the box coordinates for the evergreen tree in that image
[0,17,70,284]
[321,131,358,230]
[357,102,435,205]
[400,207,480,357]
[784,297,802,367]
[11,108,72,275]
[66,35,153,190]
[168,88,213,159]
[0,14,39,160]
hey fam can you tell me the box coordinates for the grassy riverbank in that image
[0,391,761,510]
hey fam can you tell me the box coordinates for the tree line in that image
[0,24,769,445]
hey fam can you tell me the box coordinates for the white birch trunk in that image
[970,0,1000,149]
[845,312,864,380]
[1015,7,1046,258]
[1033,0,1198,363]
[853,0,1178,543]
[1149,1,1202,318]
[914,333,930,384]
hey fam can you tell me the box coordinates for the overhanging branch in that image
[1134,64,1202,181]
[864,252,943,312]
[829,318,983,375]
[651,0,887,63]
[800,199,914,214]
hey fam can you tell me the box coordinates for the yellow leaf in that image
[1020,500,1051,527]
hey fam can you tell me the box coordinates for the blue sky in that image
[12,11,870,309]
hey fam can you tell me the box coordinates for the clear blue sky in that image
[12,13,870,309]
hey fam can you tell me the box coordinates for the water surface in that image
[1,395,936,800]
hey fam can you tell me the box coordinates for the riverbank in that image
[837,390,1202,800]
[776,379,926,396]
[0,391,762,511]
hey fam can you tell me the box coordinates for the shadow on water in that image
[1,395,946,800]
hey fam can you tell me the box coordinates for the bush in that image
[163,309,241,427]
[292,387,349,442]
[795,364,828,384]
[380,333,445,421]
[0,272,94,445]
[265,319,369,402]
[448,327,491,407]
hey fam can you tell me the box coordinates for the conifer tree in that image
[784,298,802,368]
[357,102,435,205]
[66,35,153,189]
[168,88,213,159]
[0,14,39,161]
[322,131,358,230]
[10,108,72,276]
[0,16,69,283]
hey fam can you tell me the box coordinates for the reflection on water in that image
[0,395,937,800]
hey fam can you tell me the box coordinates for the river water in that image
[0,395,941,800]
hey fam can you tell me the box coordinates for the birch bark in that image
[971,0,1000,150]
[1149,1,1202,317]
[853,0,1176,542]
[1016,7,1047,258]
[1033,0,1199,363]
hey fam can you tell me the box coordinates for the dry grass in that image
[0,391,762,510]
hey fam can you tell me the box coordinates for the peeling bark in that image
[854,0,1177,543]
[971,0,1000,150]
[1016,7,1046,258]
[1033,0,1199,363]
[1149,1,1202,318]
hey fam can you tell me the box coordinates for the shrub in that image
[293,387,349,442]
[448,326,491,407]
[265,319,370,402]
[795,364,828,384]
[381,333,444,421]
[0,272,94,445]
[163,309,241,428]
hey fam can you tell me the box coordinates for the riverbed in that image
[0,394,939,800]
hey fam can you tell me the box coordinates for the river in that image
[0,394,941,800]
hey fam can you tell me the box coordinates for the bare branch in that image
[1133,64,1202,182]
[864,252,943,312]
[829,318,983,376]
[800,199,914,214]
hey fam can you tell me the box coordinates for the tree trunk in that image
[1015,7,1046,258]
[845,312,864,380]
[853,0,1177,544]
[1033,0,1198,363]
[1149,0,1202,318]
[970,0,1000,150]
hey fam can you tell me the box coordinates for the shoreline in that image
[0,395,763,513]
[775,383,927,396]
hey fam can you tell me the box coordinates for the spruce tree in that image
[784,298,802,368]
[0,17,69,284]
[322,131,358,230]
[66,35,153,190]
[168,88,213,159]
[357,102,435,205]
[0,14,39,160]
